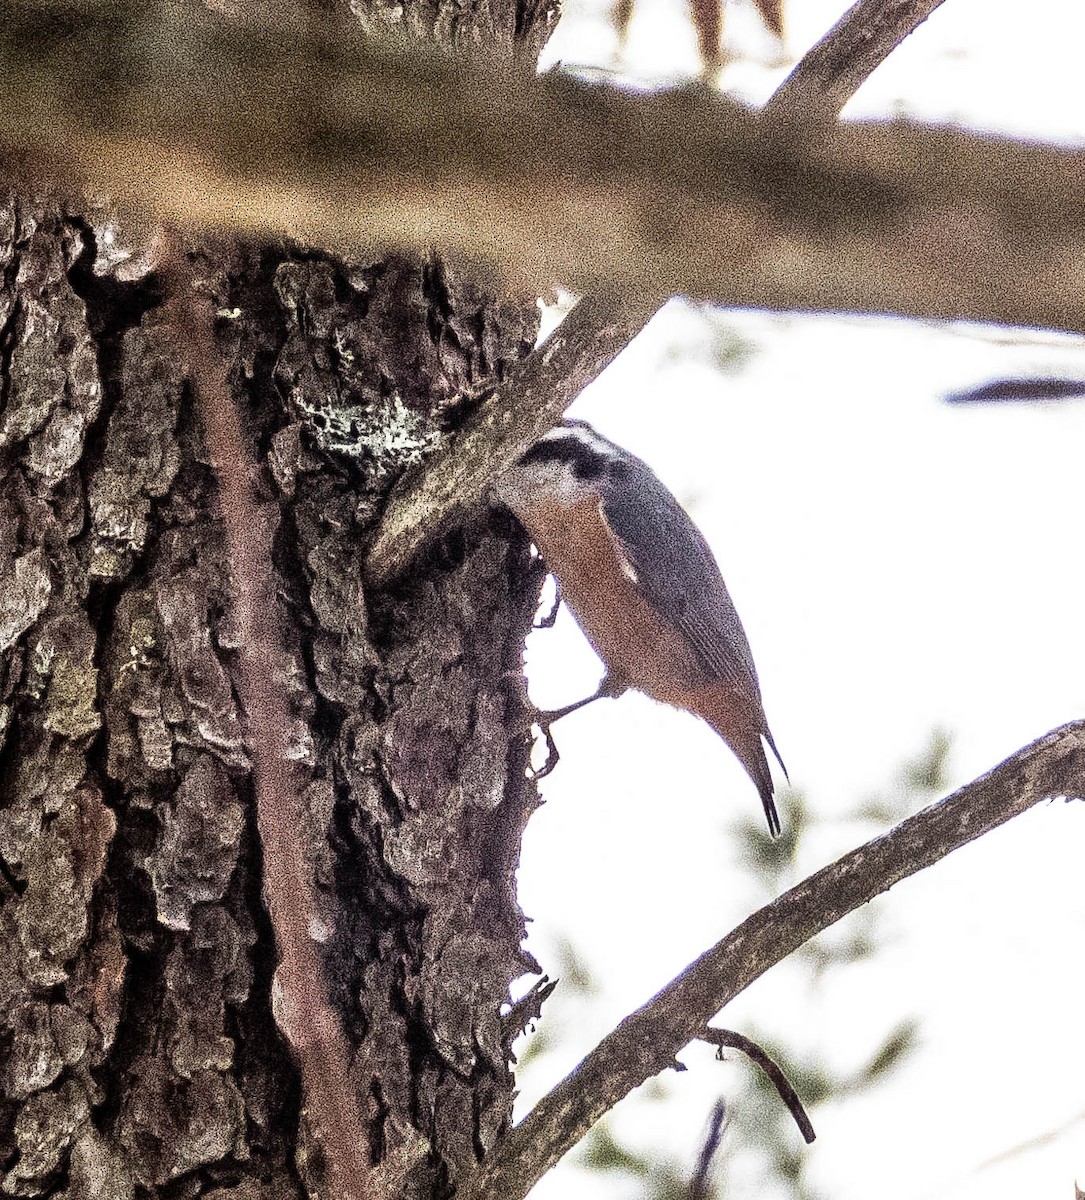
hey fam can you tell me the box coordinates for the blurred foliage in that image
[658,303,756,374]
[515,729,953,1200]
[897,727,953,793]
[582,1123,658,1177]
[860,1018,921,1085]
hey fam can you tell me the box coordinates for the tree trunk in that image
[0,0,556,1189]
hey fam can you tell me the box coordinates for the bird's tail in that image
[763,728,789,783]
[693,688,784,837]
[742,733,782,839]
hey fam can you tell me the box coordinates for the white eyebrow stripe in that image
[539,423,617,460]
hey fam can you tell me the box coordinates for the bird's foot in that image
[503,673,626,781]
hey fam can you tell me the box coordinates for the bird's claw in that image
[527,722,560,780]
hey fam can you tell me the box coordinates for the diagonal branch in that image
[365,0,953,582]
[686,1099,728,1200]
[365,291,659,583]
[455,720,1085,1200]
[764,0,947,120]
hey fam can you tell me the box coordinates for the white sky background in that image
[513,3,1085,1199]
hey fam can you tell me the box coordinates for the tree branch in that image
[363,0,958,582]
[3,4,1085,331]
[764,0,947,120]
[455,720,1085,1200]
[365,291,659,583]
[686,1099,728,1200]
[698,1028,815,1144]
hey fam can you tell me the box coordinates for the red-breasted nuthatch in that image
[496,419,787,835]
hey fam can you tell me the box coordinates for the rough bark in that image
[0,0,556,1183]
[6,2,1083,1199]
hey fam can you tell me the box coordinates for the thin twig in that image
[364,0,970,582]
[166,244,372,1200]
[456,721,1085,1200]
[687,1100,728,1200]
[699,1027,815,1144]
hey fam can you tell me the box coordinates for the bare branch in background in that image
[456,721,1085,1200]
[752,0,784,37]
[689,0,724,74]
[166,246,373,1200]
[687,1100,728,1200]
[944,376,1085,404]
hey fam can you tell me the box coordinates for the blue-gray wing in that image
[600,458,761,693]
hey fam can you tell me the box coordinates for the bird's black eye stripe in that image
[607,459,633,482]
[573,456,606,481]
[521,436,607,480]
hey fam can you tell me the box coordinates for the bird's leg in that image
[526,674,627,781]
[530,726,561,781]
[535,673,626,725]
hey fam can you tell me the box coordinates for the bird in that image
[494,418,787,835]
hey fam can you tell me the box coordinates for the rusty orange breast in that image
[515,494,702,705]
